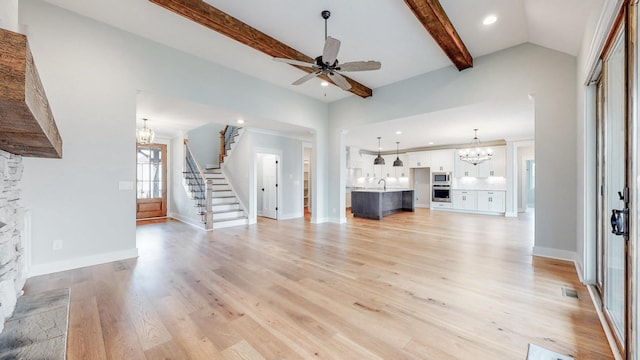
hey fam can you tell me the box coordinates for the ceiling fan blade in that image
[322,36,341,65]
[292,71,321,85]
[273,57,317,68]
[338,61,382,72]
[328,71,352,91]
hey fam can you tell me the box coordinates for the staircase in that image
[205,168,247,229]
[182,128,248,230]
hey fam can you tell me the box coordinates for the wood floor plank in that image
[23,210,612,359]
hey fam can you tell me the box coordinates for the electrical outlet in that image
[52,240,63,250]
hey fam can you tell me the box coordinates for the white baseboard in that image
[279,212,303,220]
[169,213,205,230]
[28,248,139,278]
[574,260,585,284]
[505,211,518,218]
[532,246,576,262]
[311,217,329,224]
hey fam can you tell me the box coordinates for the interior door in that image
[261,154,278,219]
[599,24,629,355]
[136,144,167,219]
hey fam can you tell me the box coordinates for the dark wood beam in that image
[404,0,473,71]
[149,0,373,98]
[0,29,62,158]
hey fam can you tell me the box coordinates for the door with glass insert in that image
[136,144,167,219]
[598,24,629,356]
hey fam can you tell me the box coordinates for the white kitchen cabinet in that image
[477,190,505,213]
[452,190,477,211]
[477,146,506,177]
[431,202,452,210]
[454,155,479,178]
[361,154,375,178]
[385,154,408,178]
[407,151,431,168]
[429,149,454,172]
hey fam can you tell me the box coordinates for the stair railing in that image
[183,139,213,229]
[218,125,240,164]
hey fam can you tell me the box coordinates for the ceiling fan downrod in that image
[322,10,330,40]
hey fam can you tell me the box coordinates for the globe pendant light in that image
[373,137,385,165]
[393,141,403,167]
[136,118,155,144]
[459,128,492,166]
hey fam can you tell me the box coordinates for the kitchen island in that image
[351,189,414,220]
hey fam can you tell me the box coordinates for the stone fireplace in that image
[0,150,25,333]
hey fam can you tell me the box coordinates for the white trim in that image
[311,216,329,224]
[532,246,576,262]
[505,211,518,218]
[279,212,303,220]
[168,213,206,230]
[328,217,346,224]
[575,260,585,284]
[586,285,624,360]
[28,248,139,278]
[581,0,625,84]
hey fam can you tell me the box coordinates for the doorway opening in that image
[303,144,312,218]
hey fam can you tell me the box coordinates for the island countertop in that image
[351,189,414,220]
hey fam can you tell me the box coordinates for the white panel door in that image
[261,154,278,219]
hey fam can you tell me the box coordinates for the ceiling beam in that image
[403,0,473,71]
[149,0,373,98]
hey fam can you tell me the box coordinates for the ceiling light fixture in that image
[459,129,492,166]
[483,14,497,25]
[395,130,402,135]
[136,118,155,144]
[237,119,245,124]
[321,81,329,87]
[393,142,403,167]
[373,137,385,165]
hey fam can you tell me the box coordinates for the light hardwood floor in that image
[25,209,613,359]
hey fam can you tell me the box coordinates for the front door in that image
[136,143,167,219]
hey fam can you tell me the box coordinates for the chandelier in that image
[459,129,492,166]
[136,118,155,144]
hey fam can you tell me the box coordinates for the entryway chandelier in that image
[459,129,492,166]
[136,118,155,144]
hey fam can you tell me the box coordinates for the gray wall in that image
[329,43,578,257]
[187,122,225,170]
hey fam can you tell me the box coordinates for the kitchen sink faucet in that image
[378,178,386,191]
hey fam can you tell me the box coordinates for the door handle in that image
[261,188,264,192]
[611,208,629,237]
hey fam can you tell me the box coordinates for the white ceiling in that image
[43,0,603,145]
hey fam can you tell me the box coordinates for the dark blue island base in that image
[351,189,415,220]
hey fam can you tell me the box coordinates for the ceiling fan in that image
[273,10,381,91]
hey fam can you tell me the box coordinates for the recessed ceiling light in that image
[237,119,245,124]
[429,142,434,145]
[483,14,497,26]
[395,130,402,135]
[321,81,329,87]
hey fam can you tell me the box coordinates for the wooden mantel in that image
[0,28,62,158]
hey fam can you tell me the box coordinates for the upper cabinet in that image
[477,146,506,177]
[454,146,506,178]
[408,151,431,168]
[430,149,454,172]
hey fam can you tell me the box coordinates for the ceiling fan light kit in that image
[273,10,381,92]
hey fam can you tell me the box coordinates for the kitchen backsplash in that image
[346,168,410,189]
[453,176,506,190]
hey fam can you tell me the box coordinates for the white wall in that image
[168,136,204,228]
[329,43,578,258]
[223,129,306,222]
[19,0,328,274]
[187,122,225,170]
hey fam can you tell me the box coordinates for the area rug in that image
[527,343,575,360]
[0,288,70,360]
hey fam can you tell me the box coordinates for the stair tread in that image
[212,209,243,214]
[212,216,247,223]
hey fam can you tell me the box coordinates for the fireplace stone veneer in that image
[0,150,25,333]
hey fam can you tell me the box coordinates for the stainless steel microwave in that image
[432,172,451,184]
